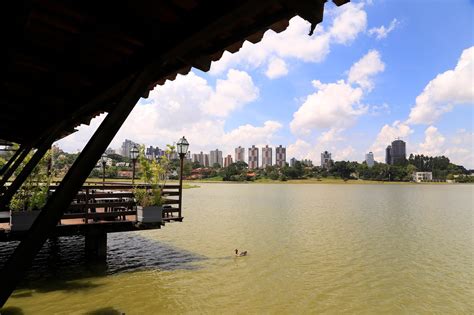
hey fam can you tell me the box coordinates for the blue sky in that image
[58,0,474,168]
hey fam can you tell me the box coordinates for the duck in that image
[235,249,248,257]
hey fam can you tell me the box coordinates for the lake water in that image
[1,183,473,314]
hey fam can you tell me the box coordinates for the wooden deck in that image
[0,183,183,242]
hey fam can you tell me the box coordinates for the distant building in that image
[210,149,223,167]
[248,145,259,169]
[385,145,392,164]
[105,147,116,155]
[121,139,138,157]
[365,152,375,167]
[290,157,297,167]
[301,159,313,167]
[275,145,286,167]
[224,155,233,167]
[321,151,332,169]
[193,151,210,167]
[146,146,164,160]
[262,145,272,168]
[235,146,245,163]
[413,172,432,182]
[390,139,406,165]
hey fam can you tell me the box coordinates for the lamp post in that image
[176,136,189,219]
[101,153,107,185]
[130,145,139,185]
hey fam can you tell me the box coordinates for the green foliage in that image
[9,150,52,211]
[134,144,173,207]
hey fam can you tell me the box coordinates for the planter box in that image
[137,206,162,223]
[10,210,41,231]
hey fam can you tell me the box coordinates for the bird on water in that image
[235,249,247,257]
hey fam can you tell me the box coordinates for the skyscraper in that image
[365,152,375,167]
[275,145,286,167]
[224,155,233,167]
[248,145,259,169]
[321,151,332,169]
[235,146,245,163]
[390,139,406,165]
[261,145,272,168]
[121,139,138,158]
[290,157,297,167]
[209,149,223,167]
[385,145,392,164]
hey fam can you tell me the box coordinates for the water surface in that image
[2,184,473,314]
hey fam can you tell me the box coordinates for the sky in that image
[57,0,474,168]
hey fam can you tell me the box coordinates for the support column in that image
[85,231,107,261]
[0,145,24,176]
[0,67,153,307]
[0,137,54,209]
[0,145,32,189]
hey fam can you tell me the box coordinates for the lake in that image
[2,183,473,314]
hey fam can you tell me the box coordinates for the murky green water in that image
[2,184,473,314]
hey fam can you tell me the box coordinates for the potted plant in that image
[9,151,52,231]
[134,145,173,223]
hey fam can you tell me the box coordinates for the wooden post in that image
[85,231,107,261]
[178,156,184,218]
[0,67,153,307]
[0,145,32,189]
[0,145,24,176]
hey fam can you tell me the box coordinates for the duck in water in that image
[235,249,247,257]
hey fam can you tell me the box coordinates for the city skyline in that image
[56,1,473,168]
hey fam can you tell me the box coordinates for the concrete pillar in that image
[85,232,107,261]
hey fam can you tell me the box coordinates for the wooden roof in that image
[1,0,348,145]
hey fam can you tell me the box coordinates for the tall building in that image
[301,159,313,167]
[365,152,375,167]
[321,151,332,169]
[193,151,210,167]
[390,139,406,165]
[224,155,233,167]
[146,146,164,160]
[290,157,297,167]
[235,146,245,163]
[261,145,272,168]
[120,139,138,158]
[210,149,223,167]
[385,145,392,164]
[248,145,259,169]
[275,145,286,167]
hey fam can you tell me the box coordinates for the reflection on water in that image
[1,184,473,314]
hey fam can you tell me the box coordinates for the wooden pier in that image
[0,183,183,258]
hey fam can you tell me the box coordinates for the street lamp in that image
[130,145,139,185]
[101,153,107,185]
[176,136,189,219]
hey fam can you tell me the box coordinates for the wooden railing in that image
[57,183,182,223]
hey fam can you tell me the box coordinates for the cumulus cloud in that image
[348,50,385,91]
[210,2,367,77]
[286,139,313,161]
[368,18,399,40]
[202,69,259,117]
[369,120,413,161]
[57,70,279,157]
[407,46,474,125]
[290,50,385,136]
[265,57,288,79]
[418,126,446,156]
[290,80,365,135]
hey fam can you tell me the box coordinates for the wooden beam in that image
[0,145,23,177]
[0,144,32,188]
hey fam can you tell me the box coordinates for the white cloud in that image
[368,18,399,40]
[265,57,288,79]
[56,70,281,157]
[417,126,446,156]
[407,46,474,125]
[210,2,367,77]
[348,50,385,91]
[287,139,313,161]
[202,69,259,117]
[335,145,356,161]
[369,120,413,161]
[290,80,365,135]
[329,2,368,44]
